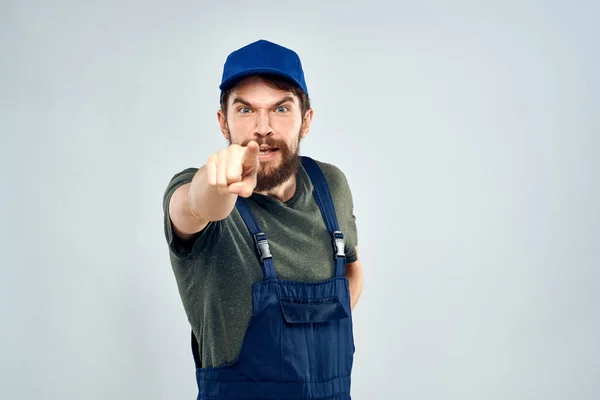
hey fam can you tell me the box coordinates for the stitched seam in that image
[195,374,351,384]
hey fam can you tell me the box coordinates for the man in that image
[162,39,364,399]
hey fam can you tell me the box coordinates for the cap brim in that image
[219,67,305,93]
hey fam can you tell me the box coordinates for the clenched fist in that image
[206,141,260,198]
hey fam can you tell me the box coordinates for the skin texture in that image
[217,75,312,201]
[169,75,363,310]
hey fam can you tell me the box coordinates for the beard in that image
[229,131,303,193]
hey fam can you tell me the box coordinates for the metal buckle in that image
[332,231,345,258]
[253,232,272,262]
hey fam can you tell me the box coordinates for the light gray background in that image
[1,0,599,399]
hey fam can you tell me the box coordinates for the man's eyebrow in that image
[231,97,252,107]
[231,96,295,108]
[274,96,295,107]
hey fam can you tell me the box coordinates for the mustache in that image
[240,137,282,147]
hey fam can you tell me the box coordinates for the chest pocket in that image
[280,297,348,324]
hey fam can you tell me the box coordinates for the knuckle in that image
[227,171,239,181]
[215,148,228,160]
[216,171,227,182]
[216,175,227,187]
[232,146,244,158]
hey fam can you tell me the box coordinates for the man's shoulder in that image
[310,158,340,173]
[303,157,352,196]
[168,167,199,186]
[163,167,199,199]
[311,157,347,184]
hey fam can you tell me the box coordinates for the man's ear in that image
[300,108,314,139]
[217,109,230,142]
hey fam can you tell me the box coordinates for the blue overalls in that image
[191,156,355,400]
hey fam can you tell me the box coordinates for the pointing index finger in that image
[243,140,260,163]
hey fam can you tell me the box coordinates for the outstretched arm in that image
[345,246,363,311]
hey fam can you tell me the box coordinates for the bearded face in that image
[234,133,302,192]
[219,76,312,193]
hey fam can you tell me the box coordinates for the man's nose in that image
[254,109,272,136]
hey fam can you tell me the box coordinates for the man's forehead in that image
[229,79,299,104]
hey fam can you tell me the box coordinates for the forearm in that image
[189,166,238,222]
[345,262,363,311]
[170,166,237,238]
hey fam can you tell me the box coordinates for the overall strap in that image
[300,156,347,277]
[235,197,277,280]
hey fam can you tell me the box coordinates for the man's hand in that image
[206,141,260,198]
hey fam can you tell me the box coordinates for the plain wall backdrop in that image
[1,0,599,399]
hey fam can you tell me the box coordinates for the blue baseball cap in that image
[219,39,309,96]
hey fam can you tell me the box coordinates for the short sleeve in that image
[163,167,225,260]
[162,168,199,259]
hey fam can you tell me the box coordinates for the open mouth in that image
[259,147,279,155]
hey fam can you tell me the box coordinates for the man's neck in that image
[256,174,297,203]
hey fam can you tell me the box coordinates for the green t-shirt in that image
[162,159,359,368]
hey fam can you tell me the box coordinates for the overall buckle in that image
[332,231,345,258]
[253,232,272,262]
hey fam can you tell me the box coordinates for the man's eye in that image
[275,106,288,113]
[239,107,251,113]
